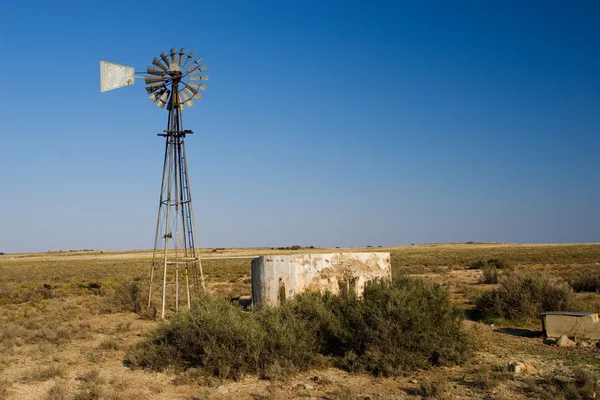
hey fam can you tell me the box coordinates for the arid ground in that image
[1,243,599,399]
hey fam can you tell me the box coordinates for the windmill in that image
[100,48,208,319]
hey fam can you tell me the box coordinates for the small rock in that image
[508,361,526,374]
[410,379,418,384]
[215,385,228,394]
[596,341,600,349]
[524,363,536,373]
[508,361,535,374]
[577,341,591,348]
[297,383,314,390]
[556,335,576,347]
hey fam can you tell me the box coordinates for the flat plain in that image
[1,243,599,399]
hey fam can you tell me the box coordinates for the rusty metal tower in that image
[100,48,208,319]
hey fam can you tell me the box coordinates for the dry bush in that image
[128,277,470,379]
[115,322,131,333]
[329,386,354,400]
[419,379,448,398]
[570,274,600,293]
[481,266,499,284]
[22,364,64,382]
[45,380,68,400]
[74,369,105,400]
[476,270,573,323]
[105,278,145,314]
[525,368,598,400]
[470,364,513,390]
[98,338,120,351]
[549,266,600,294]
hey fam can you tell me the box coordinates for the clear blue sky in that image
[1,1,599,253]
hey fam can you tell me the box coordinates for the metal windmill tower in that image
[100,48,208,319]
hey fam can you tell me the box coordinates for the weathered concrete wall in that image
[542,312,600,340]
[251,252,391,307]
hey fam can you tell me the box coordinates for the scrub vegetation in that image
[127,278,469,379]
[475,270,574,323]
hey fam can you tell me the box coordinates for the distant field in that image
[1,243,599,303]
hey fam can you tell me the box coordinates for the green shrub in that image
[530,368,599,400]
[569,274,600,293]
[419,379,448,398]
[127,278,470,379]
[107,278,145,314]
[486,259,513,270]
[476,270,573,323]
[469,259,513,270]
[468,260,487,270]
[127,295,319,380]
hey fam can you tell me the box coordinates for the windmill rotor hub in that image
[145,48,208,110]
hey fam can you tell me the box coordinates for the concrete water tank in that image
[251,252,391,307]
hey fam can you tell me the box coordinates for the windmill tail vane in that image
[100,48,209,319]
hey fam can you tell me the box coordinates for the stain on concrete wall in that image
[251,252,391,307]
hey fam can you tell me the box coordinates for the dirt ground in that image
[1,243,599,399]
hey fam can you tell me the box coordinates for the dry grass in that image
[21,364,64,382]
[45,380,68,400]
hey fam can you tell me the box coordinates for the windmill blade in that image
[160,51,170,66]
[147,66,165,76]
[150,87,167,103]
[152,57,168,71]
[144,76,164,84]
[190,56,203,66]
[145,82,166,94]
[178,48,186,66]
[170,47,179,64]
[156,90,170,108]
[187,68,205,76]
[182,51,195,68]
[185,58,204,75]
[181,88,194,107]
[183,83,203,100]
[189,75,208,81]
[186,65,208,76]
[187,82,207,92]
[100,61,135,92]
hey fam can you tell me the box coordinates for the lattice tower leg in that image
[148,86,205,319]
